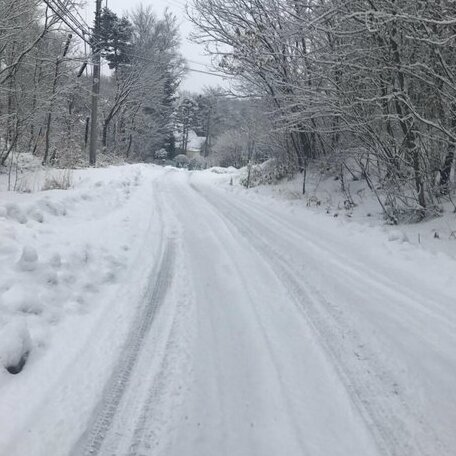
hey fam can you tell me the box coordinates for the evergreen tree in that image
[99,8,133,71]
[162,72,179,158]
[175,97,199,153]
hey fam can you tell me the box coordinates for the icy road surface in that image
[2,165,456,456]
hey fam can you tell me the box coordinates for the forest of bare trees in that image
[190,0,456,221]
[0,0,184,171]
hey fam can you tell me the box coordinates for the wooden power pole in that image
[89,0,102,166]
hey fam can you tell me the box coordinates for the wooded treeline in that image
[0,0,184,168]
[190,0,456,221]
[171,88,272,168]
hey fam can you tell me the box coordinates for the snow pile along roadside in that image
[0,164,165,455]
[199,164,456,260]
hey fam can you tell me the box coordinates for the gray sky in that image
[83,0,228,92]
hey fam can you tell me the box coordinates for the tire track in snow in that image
[167,178,311,456]
[126,296,191,456]
[219,188,456,329]
[192,183,447,456]
[74,238,176,456]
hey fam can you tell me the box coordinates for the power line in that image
[42,0,107,52]
[67,51,231,79]
[43,0,216,72]
[71,2,93,31]
[42,0,91,45]
[52,0,91,34]
[187,58,212,67]
[43,0,218,78]
[165,0,187,10]
[187,67,231,78]
[47,0,89,35]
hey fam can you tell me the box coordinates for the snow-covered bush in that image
[188,156,206,170]
[240,159,291,188]
[212,130,248,168]
[154,149,168,160]
[42,170,73,191]
[175,154,189,168]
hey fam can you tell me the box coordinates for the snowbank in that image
[0,163,166,455]
[198,164,456,260]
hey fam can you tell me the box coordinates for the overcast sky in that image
[83,0,228,92]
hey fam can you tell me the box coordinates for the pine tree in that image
[99,8,133,71]
[162,73,178,158]
[176,97,198,154]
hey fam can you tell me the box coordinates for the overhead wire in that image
[187,67,231,78]
[71,2,93,31]
[41,0,234,81]
[52,0,92,34]
[43,0,108,50]
[41,0,92,45]
[164,0,187,11]
[187,58,211,67]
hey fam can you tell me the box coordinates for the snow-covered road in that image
[2,165,456,456]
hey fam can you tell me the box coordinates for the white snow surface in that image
[0,164,164,455]
[0,163,455,456]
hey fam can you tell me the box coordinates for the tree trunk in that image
[102,119,109,148]
[126,134,132,157]
[302,157,308,195]
[84,117,90,149]
[390,15,426,209]
[440,146,454,194]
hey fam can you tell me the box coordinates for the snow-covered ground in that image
[234,163,456,260]
[0,163,166,455]
[1,162,456,456]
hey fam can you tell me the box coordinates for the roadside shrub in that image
[174,154,189,168]
[42,169,73,191]
[188,156,206,170]
[240,159,291,187]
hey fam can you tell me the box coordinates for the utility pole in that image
[89,0,102,166]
